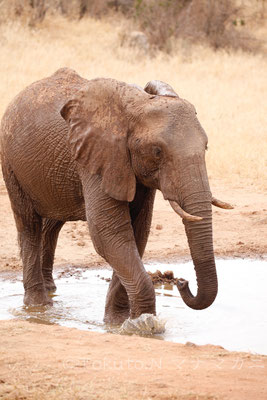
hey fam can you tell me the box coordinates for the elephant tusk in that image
[211,197,234,209]
[169,201,203,222]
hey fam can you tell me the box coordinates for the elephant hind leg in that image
[2,163,51,306]
[41,218,64,292]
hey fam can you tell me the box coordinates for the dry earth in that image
[0,171,266,399]
[0,319,267,400]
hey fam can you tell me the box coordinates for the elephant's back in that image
[1,68,86,135]
[0,68,87,220]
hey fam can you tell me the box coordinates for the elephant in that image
[0,68,232,324]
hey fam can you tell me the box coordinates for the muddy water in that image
[0,259,266,355]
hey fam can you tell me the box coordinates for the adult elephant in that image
[0,68,232,323]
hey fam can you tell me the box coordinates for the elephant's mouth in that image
[168,197,233,222]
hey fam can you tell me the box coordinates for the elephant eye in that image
[152,146,162,159]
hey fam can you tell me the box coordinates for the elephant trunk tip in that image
[176,277,217,310]
[177,278,189,290]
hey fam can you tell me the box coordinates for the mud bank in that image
[0,319,267,400]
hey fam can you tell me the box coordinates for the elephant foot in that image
[44,278,57,292]
[104,309,130,325]
[119,313,166,335]
[24,284,53,306]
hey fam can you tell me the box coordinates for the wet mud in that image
[148,269,178,284]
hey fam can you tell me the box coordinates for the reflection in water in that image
[155,282,176,297]
[12,303,70,326]
[0,259,267,355]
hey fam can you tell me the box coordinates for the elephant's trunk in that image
[160,153,218,310]
[178,191,218,310]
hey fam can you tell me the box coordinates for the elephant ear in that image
[144,80,179,98]
[60,80,136,202]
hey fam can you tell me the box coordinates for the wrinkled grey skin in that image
[0,68,217,323]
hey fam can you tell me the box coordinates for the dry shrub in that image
[0,0,58,25]
[175,0,262,52]
[78,0,115,18]
[132,0,190,51]
[0,0,115,24]
[0,0,264,52]
[175,0,237,48]
[130,0,262,52]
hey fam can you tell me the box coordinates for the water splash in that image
[119,313,166,336]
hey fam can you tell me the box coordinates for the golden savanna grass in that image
[0,16,266,187]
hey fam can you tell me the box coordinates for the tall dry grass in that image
[0,16,266,188]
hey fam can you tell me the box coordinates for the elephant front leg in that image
[83,176,156,323]
[104,272,130,324]
[104,186,156,323]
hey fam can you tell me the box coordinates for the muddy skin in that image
[0,68,230,322]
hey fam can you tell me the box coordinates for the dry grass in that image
[0,16,266,188]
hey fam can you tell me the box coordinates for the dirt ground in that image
[0,172,267,399]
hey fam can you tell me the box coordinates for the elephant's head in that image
[61,78,233,311]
